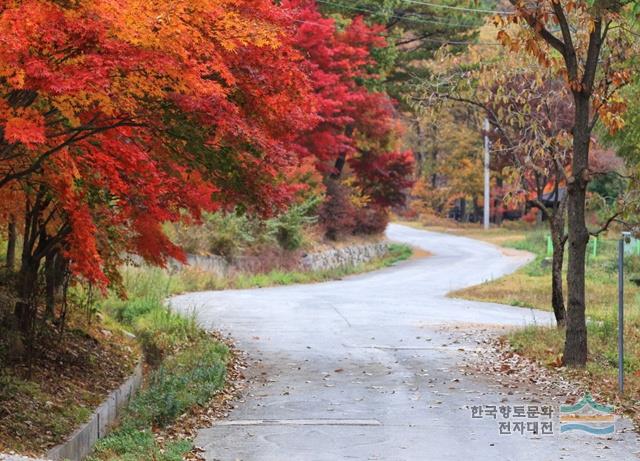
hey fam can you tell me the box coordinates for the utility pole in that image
[483,118,490,230]
[618,232,630,394]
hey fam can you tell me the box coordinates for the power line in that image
[291,16,501,46]
[400,0,514,15]
[422,37,501,45]
[311,0,502,46]
[315,0,481,28]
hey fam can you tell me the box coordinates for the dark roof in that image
[540,187,566,204]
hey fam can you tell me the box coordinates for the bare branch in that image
[589,212,620,237]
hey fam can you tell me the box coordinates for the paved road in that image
[171,224,639,461]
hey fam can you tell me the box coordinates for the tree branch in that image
[509,1,567,56]
[582,17,605,93]
[589,212,620,237]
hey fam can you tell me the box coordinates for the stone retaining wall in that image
[45,361,144,461]
[300,242,389,272]
[185,242,390,275]
[184,254,229,276]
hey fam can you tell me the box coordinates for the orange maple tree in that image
[0,0,414,345]
[0,0,318,335]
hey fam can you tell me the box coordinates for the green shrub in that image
[266,197,319,250]
[113,297,160,326]
[167,200,321,257]
[166,211,260,259]
[386,244,412,265]
[204,212,259,258]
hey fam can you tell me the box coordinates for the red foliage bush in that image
[349,150,415,208]
[319,180,357,240]
[353,206,389,235]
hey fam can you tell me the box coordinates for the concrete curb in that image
[0,455,51,461]
[45,361,144,461]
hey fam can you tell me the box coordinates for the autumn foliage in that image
[0,1,413,341]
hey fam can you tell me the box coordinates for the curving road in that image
[171,223,638,460]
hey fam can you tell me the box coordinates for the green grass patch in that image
[88,339,228,461]
[80,256,231,460]
[127,340,228,428]
[102,268,204,364]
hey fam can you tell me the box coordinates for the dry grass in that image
[452,271,551,308]
[401,218,640,419]
[508,324,640,417]
[395,219,530,247]
[452,267,637,314]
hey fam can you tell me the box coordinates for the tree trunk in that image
[549,214,566,327]
[495,177,503,225]
[431,147,438,189]
[332,152,346,178]
[563,95,591,367]
[45,252,56,318]
[6,216,16,270]
[14,196,44,338]
[331,125,354,179]
[415,122,425,172]
[472,196,480,222]
[14,257,40,335]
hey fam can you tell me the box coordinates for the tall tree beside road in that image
[495,0,639,365]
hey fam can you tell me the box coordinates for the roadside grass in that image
[88,339,228,461]
[109,242,414,296]
[87,264,230,460]
[101,243,414,365]
[102,243,414,364]
[410,219,640,410]
[102,270,203,365]
[86,242,413,460]
[212,242,413,289]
